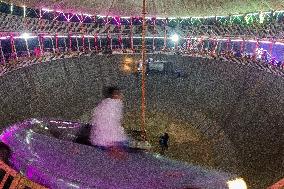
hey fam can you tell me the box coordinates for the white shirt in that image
[90,98,127,147]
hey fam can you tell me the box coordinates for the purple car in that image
[0,119,246,189]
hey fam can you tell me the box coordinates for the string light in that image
[1,1,284,28]
[23,5,26,17]
[259,12,265,24]
[10,3,13,14]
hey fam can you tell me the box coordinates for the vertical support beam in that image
[141,0,147,141]
[254,38,259,59]
[163,18,167,50]
[118,17,122,49]
[130,17,134,51]
[55,33,58,51]
[87,36,91,51]
[10,34,17,60]
[25,38,30,57]
[106,16,111,49]
[226,37,230,52]
[50,36,55,53]
[0,40,6,64]
[38,34,44,54]
[213,37,218,54]
[69,33,72,50]
[82,34,85,51]
[76,36,79,52]
[94,33,98,52]
[152,17,156,51]
[63,37,67,52]
[207,37,210,50]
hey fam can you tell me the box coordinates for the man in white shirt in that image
[90,87,128,148]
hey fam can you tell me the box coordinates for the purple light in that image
[62,13,70,22]
[75,14,83,23]
[1,119,237,189]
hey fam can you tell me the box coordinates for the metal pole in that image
[76,37,79,52]
[152,17,156,51]
[10,34,18,60]
[88,37,91,51]
[94,33,98,52]
[110,37,113,50]
[118,17,122,49]
[0,40,5,64]
[38,35,43,54]
[63,37,67,52]
[50,37,55,53]
[141,0,147,141]
[55,34,58,51]
[82,35,85,51]
[25,38,30,57]
[69,33,72,50]
[130,17,134,51]
[164,18,167,50]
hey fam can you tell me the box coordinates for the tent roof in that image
[8,0,281,17]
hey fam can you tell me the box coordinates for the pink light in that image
[75,14,83,23]
[62,13,70,22]
[53,12,61,20]
[43,7,95,19]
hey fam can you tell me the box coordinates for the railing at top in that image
[1,8,284,40]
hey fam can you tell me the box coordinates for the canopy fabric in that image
[8,0,280,17]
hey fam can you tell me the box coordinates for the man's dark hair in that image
[103,86,120,98]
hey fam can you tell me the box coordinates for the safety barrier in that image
[0,160,47,189]
[0,160,20,188]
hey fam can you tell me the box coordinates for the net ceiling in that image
[8,0,281,17]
